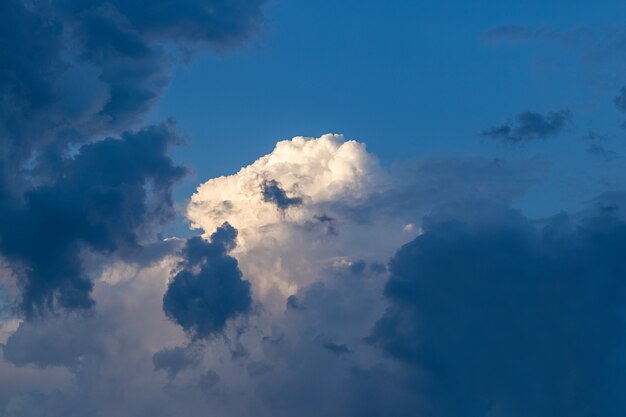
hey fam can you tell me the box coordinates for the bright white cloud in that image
[187,134,383,243]
[186,134,396,306]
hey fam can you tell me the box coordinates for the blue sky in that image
[152,0,626,220]
[3,1,626,416]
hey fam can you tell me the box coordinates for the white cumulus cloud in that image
[186,134,393,306]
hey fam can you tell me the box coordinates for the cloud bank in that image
[1,129,626,416]
[0,0,266,316]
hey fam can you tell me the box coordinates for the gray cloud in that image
[0,0,267,317]
[371,202,626,417]
[153,345,202,380]
[0,122,185,317]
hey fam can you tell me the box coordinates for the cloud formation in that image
[163,224,252,339]
[187,134,389,306]
[0,0,267,316]
[483,110,572,143]
[1,128,624,416]
[1,122,185,316]
[187,134,382,243]
[371,203,626,417]
[0,0,266,160]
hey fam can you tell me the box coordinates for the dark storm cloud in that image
[483,110,572,143]
[261,179,303,210]
[370,203,626,417]
[163,224,252,340]
[0,0,266,316]
[0,122,185,317]
[0,0,265,161]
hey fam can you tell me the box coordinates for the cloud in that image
[0,0,267,316]
[370,202,626,417]
[582,132,618,159]
[187,134,382,244]
[483,110,572,144]
[614,87,626,113]
[0,0,266,162]
[163,224,252,339]
[153,345,202,380]
[261,179,303,210]
[0,125,581,417]
[187,134,544,313]
[187,134,390,306]
[482,25,626,81]
[0,122,185,317]
[3,316,109,370]
[587,143,618,159]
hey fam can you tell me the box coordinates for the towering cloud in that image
[187,134,382,243]
[186,134,391,306]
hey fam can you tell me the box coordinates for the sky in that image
[2,1,626,416]
[155,0,626,217]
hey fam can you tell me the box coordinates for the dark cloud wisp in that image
[483,110,572,144]
[261,179,303,210]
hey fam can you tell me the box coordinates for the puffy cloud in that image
[187,134,382,243]
[187,135,544,316]
[0,256,187,416]
[0,0,266,162]
[483,110,572,144]
[0,0,268,316]
[371,202,626,417]
[187,134,391,306]
[0,123,185,316]
[163,224,252,339]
